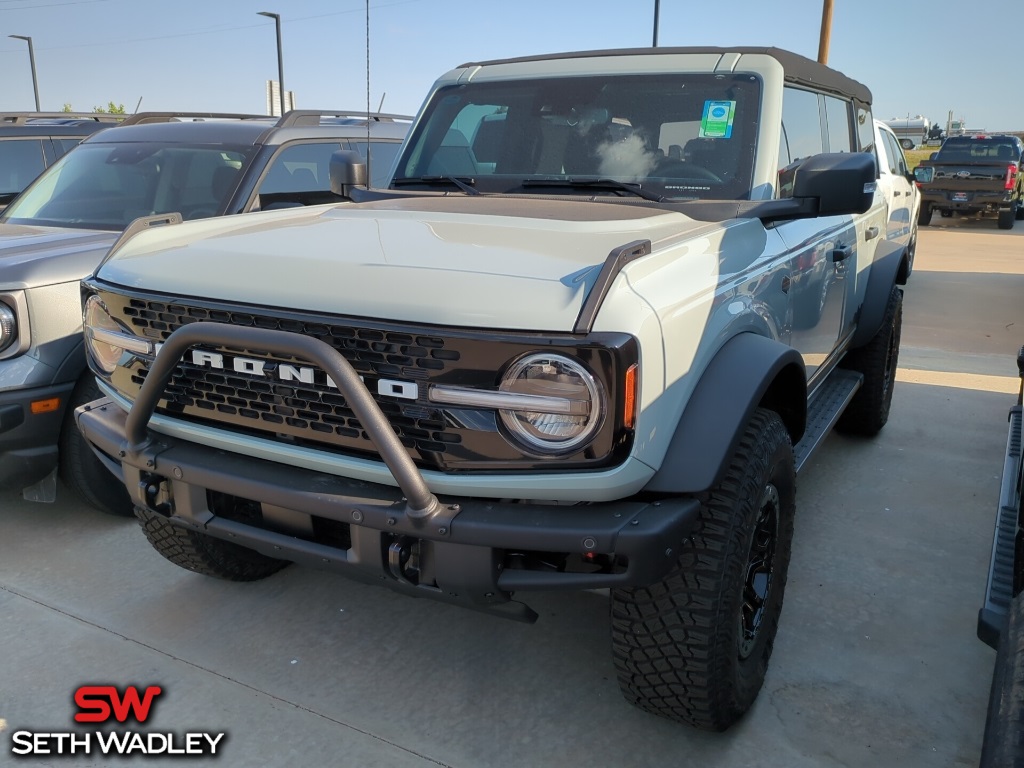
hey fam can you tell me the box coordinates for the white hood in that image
[98,197,715,331]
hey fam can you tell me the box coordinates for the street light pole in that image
[257,12,285,117]
[652,0,660,47]
[9,35,41,111]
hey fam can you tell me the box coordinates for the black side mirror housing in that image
[792,152,877,215]
[329,150,367,199]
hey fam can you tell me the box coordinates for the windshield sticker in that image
[700,101,736,138]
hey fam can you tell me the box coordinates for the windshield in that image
[0,142,255,230]
[393,73,761,201]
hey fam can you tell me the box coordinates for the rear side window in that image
[0,139,46,196]
[824,96,852,153]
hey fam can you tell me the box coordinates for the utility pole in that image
[653,0,660,47]
[817,0,834,64]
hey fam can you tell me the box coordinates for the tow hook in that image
[140,473,173,517]
[387,535,420,585]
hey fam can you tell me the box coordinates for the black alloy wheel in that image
[739,483,780,659]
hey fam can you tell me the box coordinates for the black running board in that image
[794,368,863,474]
[979,404,1023,649]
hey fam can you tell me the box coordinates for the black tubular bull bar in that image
[78,322,700,622]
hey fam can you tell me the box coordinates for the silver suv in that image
[0,110,409,514]
[77,48,910,730]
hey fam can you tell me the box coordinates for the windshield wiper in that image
[391,176,480,195]
[520,178,665,202]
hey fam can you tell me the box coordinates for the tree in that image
[60,102,127,114]
[93,102,126,114]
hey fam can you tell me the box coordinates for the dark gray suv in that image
[0,113,124,209]
[0,110,411,515]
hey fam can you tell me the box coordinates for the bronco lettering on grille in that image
[187,349,419,400]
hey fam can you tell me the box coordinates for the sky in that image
[0,0,1017,132]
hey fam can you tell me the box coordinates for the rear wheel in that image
[610,408,795,731]
[837,285,902,436]
[58,375,133,516]
[999,205,1017,230]
[135,506,290,581]
[917,202,932,227]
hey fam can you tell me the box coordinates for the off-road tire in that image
[135,506,290,581]
[836,285,902,436]
[980,592,1024,768]
[917,202,931,227]
[999,205,1017,230]
[610,408,796,731]
[58,375,134,516]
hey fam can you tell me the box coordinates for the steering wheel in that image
[654,158,722,183]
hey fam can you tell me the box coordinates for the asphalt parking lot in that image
[1,214,1021,767]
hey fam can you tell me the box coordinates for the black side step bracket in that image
[794,368,863,474]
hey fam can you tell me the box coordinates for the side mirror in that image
[329,150,367,199]
[792,152,877,215]
[914,166,935,184]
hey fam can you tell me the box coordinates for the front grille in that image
[94,285,636,472]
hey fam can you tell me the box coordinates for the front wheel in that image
[135,506,291,581]
[836,285,902,436]
[610,408,796,731]
[58,375,134,516]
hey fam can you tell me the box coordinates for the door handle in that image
[893,191,902,196]
[865,226,880,241]
[830,246,851,263]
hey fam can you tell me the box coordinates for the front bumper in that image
[0,381,75,491]
[979,403,1023,649]
[76,323,699,622]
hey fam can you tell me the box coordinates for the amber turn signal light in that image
[30,397,61,415]
[623,363,638,429]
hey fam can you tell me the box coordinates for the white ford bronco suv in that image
[76,47,909,730]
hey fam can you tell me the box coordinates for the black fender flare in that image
[643,333,806,495]
[851,239,904,348]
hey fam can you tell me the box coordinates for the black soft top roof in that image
[458,46,872,106]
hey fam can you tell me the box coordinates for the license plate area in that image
[951,192,970,202]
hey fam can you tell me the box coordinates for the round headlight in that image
[83,295,123,374]
[498,353,604,455]
[0,302,16,353]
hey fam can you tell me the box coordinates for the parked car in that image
[874,119,921,280]
[0,112,124,210]
[76,47,909,731]
[914,134,1024,229]
[0,110,411,515]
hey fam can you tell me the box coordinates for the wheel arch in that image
[852,239,904,346]
[642,333,806,495]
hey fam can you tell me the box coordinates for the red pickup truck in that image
[914,134,1024,229]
